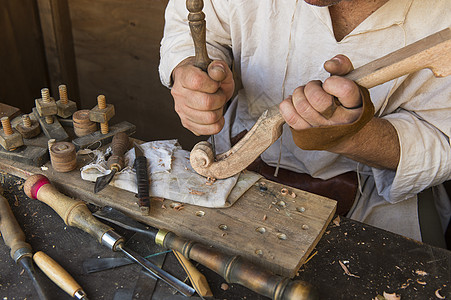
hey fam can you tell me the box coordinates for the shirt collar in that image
[306,0,414,39]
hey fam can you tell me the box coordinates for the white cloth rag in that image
[80,139,261,208]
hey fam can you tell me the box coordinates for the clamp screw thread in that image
[97,95,107,109]
[22,115,32,128]
[41,88,51,103]
[1,117,13,135]
[59,85,68,104]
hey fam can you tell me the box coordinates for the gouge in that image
[0,184,49,300]
[94,132,130,193]
[93,206,213,298]
[93,208,317,300]
[24,174,195,297]
[33,251,89,300]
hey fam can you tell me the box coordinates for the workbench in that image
[1,172,450,300]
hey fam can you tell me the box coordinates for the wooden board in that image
[0,156,336,278]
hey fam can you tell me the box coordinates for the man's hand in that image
[171,57,235,136]
[279,55,363,130]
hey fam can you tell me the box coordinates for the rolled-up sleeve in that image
[372,71,451,203]
[159,0,233,88]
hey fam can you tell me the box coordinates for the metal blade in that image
[133,142,145,157]
[19,257,50,300]
[83,257,133,273]
[93,206,157,238]
[94,169,117,193]
[119,245,195,297]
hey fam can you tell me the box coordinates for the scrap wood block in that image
[71,121,136,150]
[0,155,336,278]
[32,108,69,142]
[0,103,21,122]
[0,145,49,167]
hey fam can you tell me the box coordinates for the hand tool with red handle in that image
[24,174,195,297]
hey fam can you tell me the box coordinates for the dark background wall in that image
[0,0,202,149]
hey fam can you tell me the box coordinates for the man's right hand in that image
[171,57,235,136]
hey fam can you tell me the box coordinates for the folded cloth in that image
[81,139,261,208]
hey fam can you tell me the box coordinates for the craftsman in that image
[159,0,451,246]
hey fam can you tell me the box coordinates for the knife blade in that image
[94,132,130,193]
[133,142,150,215]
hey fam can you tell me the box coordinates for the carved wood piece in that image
[190,27,451,179]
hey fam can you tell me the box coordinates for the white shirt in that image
[159,0,451,240]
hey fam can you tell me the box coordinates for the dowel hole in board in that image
[218,224,228,230]
[277,233,287,240]
[195,211,205,217]
[256,227,266,234]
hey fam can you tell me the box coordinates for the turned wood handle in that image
[187,0,211,71]
[107,132,130,171]
[33,251,83,297]
[0,186,32,261]
[158,231,318,300]
[173,250,213,297]
[24,174,112,243]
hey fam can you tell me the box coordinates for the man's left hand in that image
[280,55,363,130]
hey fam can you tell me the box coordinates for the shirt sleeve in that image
[372,70,451,203]
[159,0,233,88]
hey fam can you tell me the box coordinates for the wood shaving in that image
[221,283,229,291]
[14,195,19,207]
[262,214,267,221]
[416,279,426,285]
[153,197,164,202]
[333,216,341,226]
[435,289,445,299]
[172,203,184,211]
[339,260,360,278]
[188,189,205,195]
[31,212,38,217]
[290,191,296,198]
[161,204,166,209]
[415,270,428,276]
[400,279,413,289]
[382,292,401,300]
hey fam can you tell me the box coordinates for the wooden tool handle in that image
[173,250,213,297]
[186,0,211,71]
[158,231,318,300]
[107,132,130,170]
[24,174,112,243]
[33,251,83,298]
[0,186,32,261]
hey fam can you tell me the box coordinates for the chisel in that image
[93,206,213,298]
[0,184,49,300]
[94,132,130,193]
[24,174,195,297]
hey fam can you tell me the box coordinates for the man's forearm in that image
[329,117,400,170]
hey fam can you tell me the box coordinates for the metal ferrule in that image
[101,230,124,251]
[155,229,169,247]
[74,289,88,300]
[13,247,33,263]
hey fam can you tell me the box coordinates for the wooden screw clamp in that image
[16,114,41,139]
[56,85,78,119]
[35,88,58,124]
[89,95,115,135]
[0,116,24,151]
